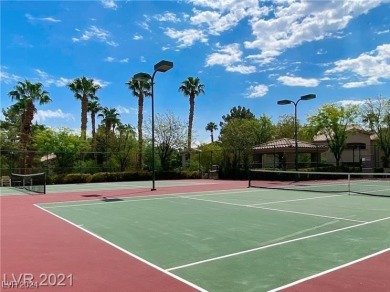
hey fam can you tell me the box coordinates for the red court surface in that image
[1,179,389,291]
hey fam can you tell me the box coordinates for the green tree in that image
[33,128,89,173]
[308,103,359,167]
[8,80,51,171]
[205,122,218,143]
[219,106,256,134]
[273,114,298,139]
[112,123,136,171]
[67,77,101,140]
[361,96,390,167]
[126,78,152,170]
[178,77,205,151]
[258,114,274,143]
[221,118,267,171]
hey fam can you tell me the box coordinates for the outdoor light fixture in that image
[133,60,173,191]
[277,94,316,171]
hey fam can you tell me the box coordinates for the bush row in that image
[47,170,201,184]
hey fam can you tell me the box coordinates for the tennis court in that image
[1,177,390,291]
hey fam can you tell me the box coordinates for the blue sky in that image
[1,0,390,144]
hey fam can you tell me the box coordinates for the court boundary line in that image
[34,204,208,292]
[251,194,344,206]
[167,216,390,271]
[268,247,390,292]
[183,196,366,223]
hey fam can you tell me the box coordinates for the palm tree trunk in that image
[81,94,88,140]
[91,112,97,160]
[137,95,144,170]
[188,95,195,151]
[211,130,214,143]
[22,101,34,172]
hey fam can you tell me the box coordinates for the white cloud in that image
[226,64,256,74]
[101,0,117,9]
[55,77,73,87]
[325,44,390,88]
[154,12,180,23]
[34,109,74,123]
[133,34,143,40]
[0,67,21,84]
[25,13,61,23]
[245,84,269,98]
[103,57,128,63]
[33,69,72,87]
[72,25,118,47]
[277,76,320,87]
[93,79,111,88]
[337,99,366,107]
[140,56,146,63]
[164,28,208,48]
[116,105,137,115]
[190,1,267,36]
[206,43,256,74]
[206,43,242,66]
[104,57,115,62]
[376,29,390,35]
[244,1,385,64]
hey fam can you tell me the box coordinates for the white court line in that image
[41,188,260,208]
[269,247,390,292]
[34,204,208,292]
[183,196,366,223]
[251,194,344,206]
[167,216,390,272]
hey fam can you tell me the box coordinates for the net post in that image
[44,172,46,194]
[248,168,252,188]
[348,173,351,195]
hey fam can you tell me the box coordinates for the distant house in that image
[252,138,328,169]
[312,126,383,168]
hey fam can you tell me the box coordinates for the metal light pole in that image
[133,60,173,191]
[277,94,316,171]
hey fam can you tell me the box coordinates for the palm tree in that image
[67,77,101,140]
[178,77,205,151]
[8,80,51,171]
[126,78,152,170]
[205,122,218,143]
[88,100,101,155]
[98,107,120,133]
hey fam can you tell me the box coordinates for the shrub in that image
[63,173,92,184]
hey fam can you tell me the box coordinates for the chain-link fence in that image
[1,145,387,178]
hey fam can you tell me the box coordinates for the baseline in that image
[167,216,390,272]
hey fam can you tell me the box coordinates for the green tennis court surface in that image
[37,188,390,291]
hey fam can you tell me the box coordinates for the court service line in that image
[269,247,390,292]
[41,188,260,208]
[183,196,366,223]
[166,216,390,272]
[34,204,208,292]
[251,194,344,206]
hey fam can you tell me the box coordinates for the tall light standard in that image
[277,94,316,171]
[133,60,173,191]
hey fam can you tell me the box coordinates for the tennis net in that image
[11,172,46,194]
[248,169,389,197]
